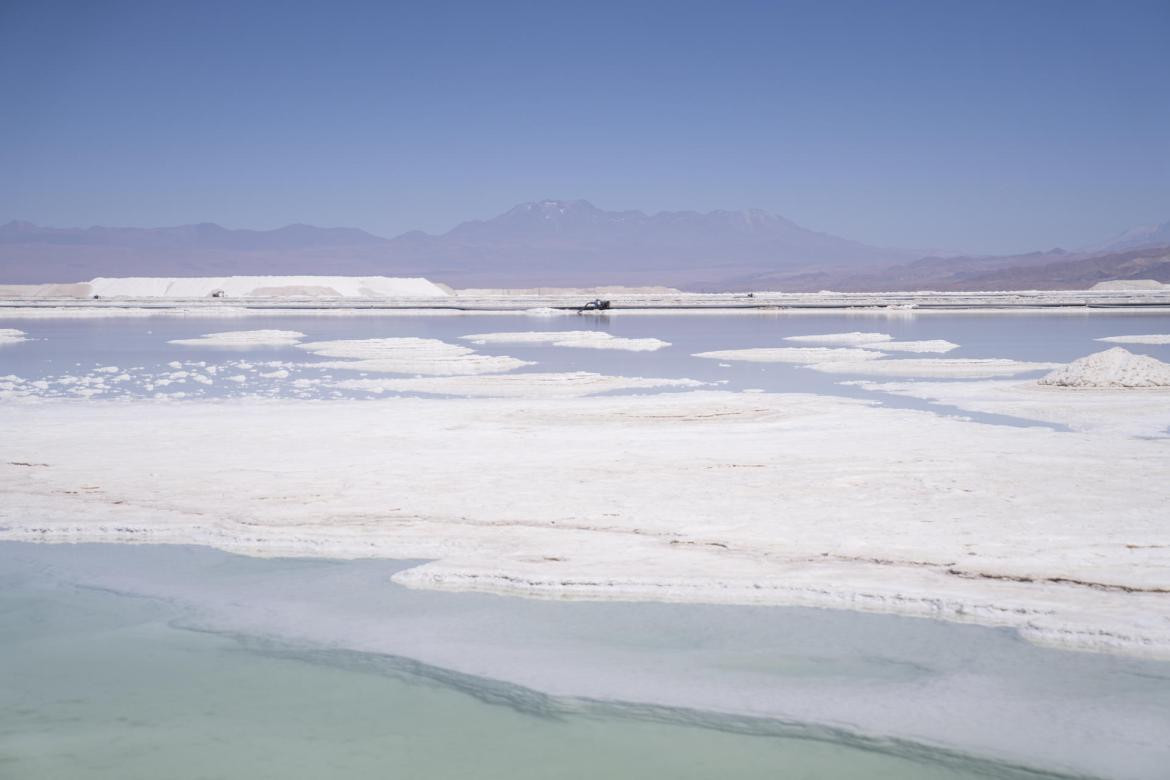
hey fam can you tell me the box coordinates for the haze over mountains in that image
[2,201,1167,291]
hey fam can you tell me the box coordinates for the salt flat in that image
[2,390,1167,658]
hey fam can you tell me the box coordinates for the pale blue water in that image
[2,311,1168,412]
[4,542,1157,780]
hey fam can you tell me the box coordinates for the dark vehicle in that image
[577,298,611,312]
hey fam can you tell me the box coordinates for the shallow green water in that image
[0,579,1048,780]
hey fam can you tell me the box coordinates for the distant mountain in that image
[0,220,387,251]
[1094,219,1170,252]
[3,203,1168,291]
[0,201,917,285]
[721,245,1170,292]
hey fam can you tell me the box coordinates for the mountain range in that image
[2,201,1167,290]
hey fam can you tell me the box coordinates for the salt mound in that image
[1089,279,1169,291]
[1039,348,1170,388]
[0,328,27,345]
[87,276,448,298]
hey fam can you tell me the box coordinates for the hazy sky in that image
[2,0,1168,254]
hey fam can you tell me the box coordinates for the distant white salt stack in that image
[1040,348,1170,388]
[0,328,27,345]
[1089,279,1170,291]
[87,276,448,298]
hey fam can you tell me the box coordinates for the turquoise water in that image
[0,573,1050,780]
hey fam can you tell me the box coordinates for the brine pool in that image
[6,542,1169,780]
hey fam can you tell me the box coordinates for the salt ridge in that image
[693,347,885,363]
[168,329,307,347]
[1097,334,1170,345]
[784,332,894,345]
[333,372,704,398]
[461,331,670,352]
[809,358,1060,378]
[297,337,533,375]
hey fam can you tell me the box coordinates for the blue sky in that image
[2,0,1167,254]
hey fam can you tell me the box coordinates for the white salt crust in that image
[1096,334,1170,345]
[297,337,533,375]
[808,358,1060,378]
[168,329,307,347]
[332,372,704,398]
[0,328,27,345]
[870,340,960,353]
[783,332,894,345]
[2,390,1167,659]
[461,331,670,352]
[852,378,1170,437]
[693,347,885,363]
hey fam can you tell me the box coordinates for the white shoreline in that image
[3,286,1170,318]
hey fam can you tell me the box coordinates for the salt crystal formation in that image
[1040,347,1170,388]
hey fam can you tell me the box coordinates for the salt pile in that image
[462,331,670,352]
[0,328,27,345]
[169,330,307,347]
[1040,347,1170,388]
[87,276,448,298]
